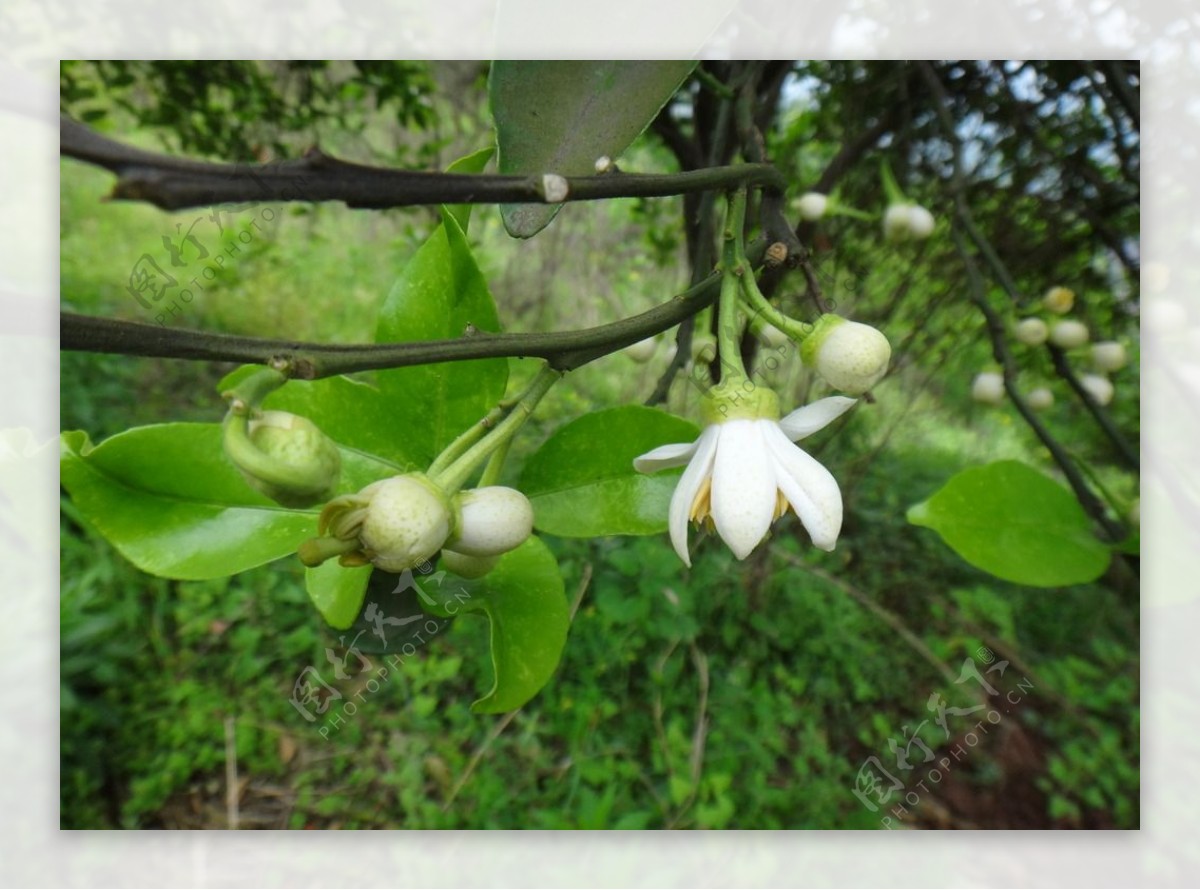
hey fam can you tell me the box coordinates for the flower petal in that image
[633,440,699,473]
[778,396,857,442]
[762,422,843,551]
[667,426,719,567]
[710,420,776,560]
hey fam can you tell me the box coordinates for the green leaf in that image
[60,424,396,580]
[907,460,1112,587]
[374,214,508,466]
[305,561,372,630]
[424,537,568,713]
[519,406,699,537]
[338,566,455,651]
[444,146,494,231]
[489,61,696,238]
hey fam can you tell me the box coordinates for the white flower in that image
[633,396,856,566]
[449,486,533,557]
[883,203,935,241]
[801,316,891,395]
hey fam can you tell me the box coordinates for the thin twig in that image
[61,114,786,213]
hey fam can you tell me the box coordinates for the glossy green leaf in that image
[907,460,1112,587]
[374,213,507,466]
[60,424,396,580]
[423,537,568,713]
[444,146,494,231]
[520,406,700,537]
[305,561,373,630]
[489,61,696,237]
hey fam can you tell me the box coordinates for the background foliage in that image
[60,60,1138,829]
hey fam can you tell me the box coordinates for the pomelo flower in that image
[634,387,856,566]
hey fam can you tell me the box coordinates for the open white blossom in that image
[633,396,856,566]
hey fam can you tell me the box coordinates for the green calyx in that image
[799,314,846,367]
[700,376,781,425]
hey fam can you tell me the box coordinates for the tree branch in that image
[1047,344,1140,471]
[61,114,786,212]
[62,242,766,378]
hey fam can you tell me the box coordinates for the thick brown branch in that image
[61,115,785,212]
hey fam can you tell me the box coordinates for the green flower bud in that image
[800,315,891,395]
[224,409,341,508]
[795,192,828,221]
[448,486,534,558]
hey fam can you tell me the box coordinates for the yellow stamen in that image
[690,476,713,524]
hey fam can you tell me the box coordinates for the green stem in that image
[222,367,287,411]
[737,266,812,342]
[431,365,561,493]
[478,437,513,488]
[426,403,507,479]
[717,190,750,382]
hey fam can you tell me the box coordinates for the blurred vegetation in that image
[60,60,1138,829]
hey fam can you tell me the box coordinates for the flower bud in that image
[883,203,935,241]
[1025,387,1054,411]
[1049,319,1090,349]
[1091,341,1127,372]
[1042,286,1075,314]
[1014,317,1049,346]
[795,192,828,221]
[971,372,1006,406]
[440,549,500,580]
[1079,373,1114,406]
[800,315,891,395]
[359,474,453,572]
[906,205,935,239]
[623,336,657,363]
[225,410,341,508]
[448,486,534,558]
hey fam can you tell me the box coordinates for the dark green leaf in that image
[519,405,699,537]
[489,61,696,237]
[907,460,1112,587]
[329,564,453,644]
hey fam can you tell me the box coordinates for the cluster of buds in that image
[300,474,533,580]
[1001,285,1130,411]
